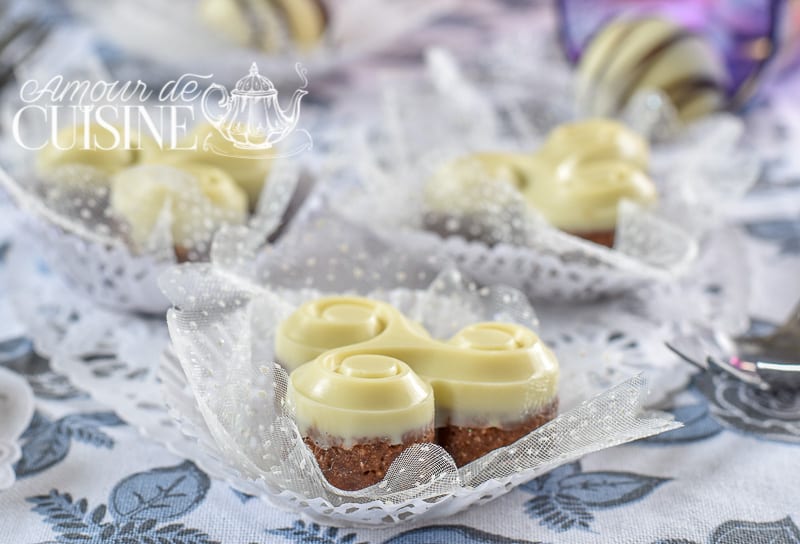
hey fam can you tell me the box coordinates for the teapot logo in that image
[10,62,314,160]
[200,62,312,158]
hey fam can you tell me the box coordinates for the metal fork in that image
[667,300,800,391]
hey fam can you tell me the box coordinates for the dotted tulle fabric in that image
[159,223,680,526]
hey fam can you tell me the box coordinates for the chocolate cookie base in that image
[304,427,435,491]
[174,245,210,263]
[437,399,559,467]
[569,229,615,248]
[174,245,190,263]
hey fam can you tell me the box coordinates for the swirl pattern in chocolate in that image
[277,296,559,442]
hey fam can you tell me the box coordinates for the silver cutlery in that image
[667,300,800,391]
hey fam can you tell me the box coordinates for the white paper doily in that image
[160,350,676,526]
[0,366,35,491]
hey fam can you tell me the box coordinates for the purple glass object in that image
[557,0,785,105]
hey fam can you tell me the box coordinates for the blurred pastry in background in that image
[429,322,559,467]
[424,119,657,248]
[110,164,248,259]
[30,120,290,263]
[576,17,729,122]
[36,122,271,206]
[423,151,536,246]
[523,118,656,246]
[560,0,788,115]
[36,123,159,178]
[199,0,327,53]
[153,123,273,209]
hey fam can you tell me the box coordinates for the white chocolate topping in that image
[110,163,247,250]
[275,297,389,370]
[339,354,400,378]
[289,353,434,445]
[425,119,657,233]
[537,118,649,170]
[274,0,326,50]
[279,297,559,439]
[37,124,141,177]
[199,0,283,52]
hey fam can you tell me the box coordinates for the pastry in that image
[278,296,559,485]
[155,123,272,209]
[576,17,729,122]
[432,322,559,466]
[289,352,435,491]
[37,122,271,206]
[110,163,248,259]
[523,119,656,246]
[35,122,276,258]
[275,296,393,371]
[423,151,542,245]
[424,119,657,248]
[36,123,158,177]
[199,0,327,53]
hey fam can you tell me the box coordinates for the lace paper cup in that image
[326,47,759,301]
[159,229,680,526]
[0,161,308,315]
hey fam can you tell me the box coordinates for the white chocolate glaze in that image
[37,124,153,177]
[425,119,657,233]
[274,0,326,50]
[276,297,391,370]
[280,297,559,440]
[200,0,284,52]
[199,0,325,53]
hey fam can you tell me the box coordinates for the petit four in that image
[155,123,272,209]
[524,119,656,246]
[199,0,327,53]
[37,123,156,177]
[429,322,558,467]
[110,164,247,258]
[34,121,276,258]
[290,352,435,491]
[424,119,657,247]
[577,17,729,122]
[277,296,559,487]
